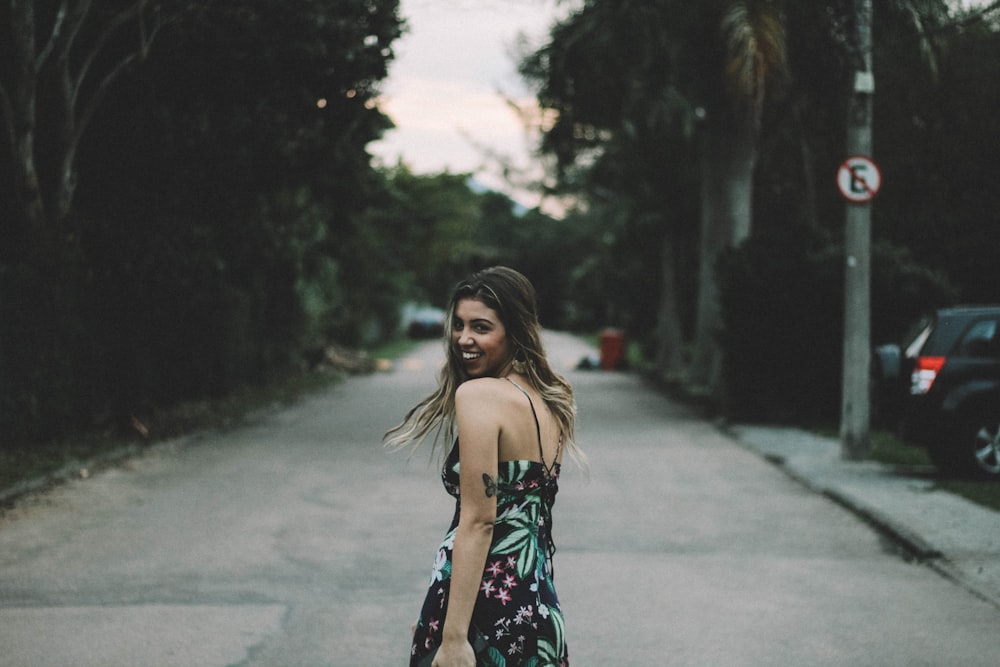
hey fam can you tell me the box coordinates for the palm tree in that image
[688,0,787,394]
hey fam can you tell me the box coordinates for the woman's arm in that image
[434,379,502,666]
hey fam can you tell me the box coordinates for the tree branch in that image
[953,0,1000,26]
[909,0,1000,40]
[75,51,141,144]
[901,1,940,81]
[74,2,144,108]
[139,4,179,59]
[74,2,185,113]
[54,0,95,64]
[0,81,16,167]
[968,0,1000,19]
[36,1,70,74]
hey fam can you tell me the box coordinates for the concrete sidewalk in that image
[730,424,1000,610]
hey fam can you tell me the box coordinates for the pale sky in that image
[370,0,570,204]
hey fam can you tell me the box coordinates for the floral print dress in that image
[410,382,568,667]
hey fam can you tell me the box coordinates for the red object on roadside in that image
[599,328,626,371]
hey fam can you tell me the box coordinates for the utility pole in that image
[840,0,874,460]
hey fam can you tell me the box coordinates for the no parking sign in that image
[837,155,881,203]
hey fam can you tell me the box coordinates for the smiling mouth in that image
[461,351,483,361]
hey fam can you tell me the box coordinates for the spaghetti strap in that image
[505,378,560,476]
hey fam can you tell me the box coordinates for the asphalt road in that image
[2,333,999,666]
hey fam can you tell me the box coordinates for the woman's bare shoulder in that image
[456,378,529,412]
[455,377,510,401]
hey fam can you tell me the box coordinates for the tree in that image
[0,0,407,442]
[520,1,786,390]
[72,0,406,394]
[1,0,194,240]
[367,166,484,305]
[874,0,1000,301]
[519,0,704,377]
[688,1,787,393]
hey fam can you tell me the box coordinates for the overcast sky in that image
[369,0,568,194]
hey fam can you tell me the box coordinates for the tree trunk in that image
[4,0,177,234]
[54,50,79,230]
[9,0,46,231]
[689,105,756,394]
[794,101,819,229]
[653,230,685,380]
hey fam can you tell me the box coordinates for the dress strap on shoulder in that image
[505,378,559,476]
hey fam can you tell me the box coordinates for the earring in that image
[511,356,530,375]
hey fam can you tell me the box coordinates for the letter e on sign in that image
[837,156,881,203]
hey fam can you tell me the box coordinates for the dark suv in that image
[874,306,1000,478]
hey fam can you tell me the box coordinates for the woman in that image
[386,267,583,667]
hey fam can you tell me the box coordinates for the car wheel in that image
[969,417,1000,478]
[934,413,1000,479]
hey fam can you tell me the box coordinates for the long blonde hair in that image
[384,267,584,468]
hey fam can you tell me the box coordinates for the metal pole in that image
[840,0,873,460]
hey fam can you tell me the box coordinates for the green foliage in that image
[519,0,708,180]
[517,0,705,349]
[519,0,996,423]
[368,166,626,335]
[869,430,933,467]
[869,241,959,343]
[0,0,405,445]
[875,16,1000,303]
[0,241,96,443]
[717,226,955,423]
[867,433,1000,512]
[372,168,483,305]
[935,479,1000,513]
[717,225,843,422]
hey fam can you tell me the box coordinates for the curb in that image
[819,487,943,561]
[746,444,944,561]
[727,425,1000,612]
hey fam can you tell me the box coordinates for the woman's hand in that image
[431,638,476,667]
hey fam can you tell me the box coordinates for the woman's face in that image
[452,297,512,378]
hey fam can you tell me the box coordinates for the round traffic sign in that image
[837,155,882,203]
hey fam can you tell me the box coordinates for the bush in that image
[0,241,97,444]
[717,226,954,424]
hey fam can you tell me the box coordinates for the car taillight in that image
[911,356,946,395]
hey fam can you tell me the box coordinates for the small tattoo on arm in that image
[482,473,497,498]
